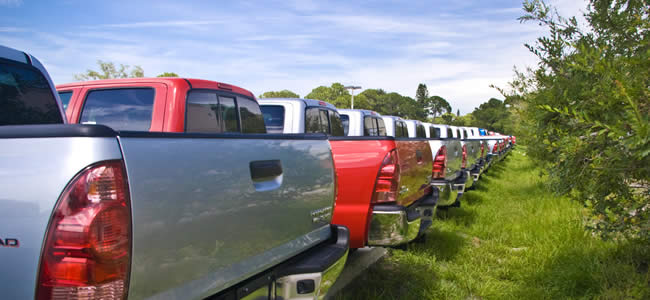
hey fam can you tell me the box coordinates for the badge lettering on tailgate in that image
[0,238,19,248]
[310,206,332,224]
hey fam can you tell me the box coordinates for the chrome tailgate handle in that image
[249,160,283,181]
[249,160,284,192]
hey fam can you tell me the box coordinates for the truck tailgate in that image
[394,139,433,206]
[118,132,336,299]
[0,125,122,300]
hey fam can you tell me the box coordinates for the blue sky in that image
[0,0,587,114]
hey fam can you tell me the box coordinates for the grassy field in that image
[335,148,650,300]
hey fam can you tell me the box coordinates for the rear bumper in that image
[464,170,475,189]
[215,225,349,300]
[367,194,434,246]
[431,180,462,207]
[275,226,349,300]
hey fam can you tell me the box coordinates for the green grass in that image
[335,148,650,300]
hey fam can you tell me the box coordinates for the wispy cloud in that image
[0,0,590,114]
[0,0,22,7]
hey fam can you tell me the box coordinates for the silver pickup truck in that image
[0,45,348,300]
[421,122,464,207]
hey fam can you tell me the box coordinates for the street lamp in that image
[344,85,361,109]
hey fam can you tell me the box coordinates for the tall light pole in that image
[344,85,361,109]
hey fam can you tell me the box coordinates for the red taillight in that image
[432,146,447,179]
[372,150,400,204]
[37,161,131,300]
[461,145,467,169]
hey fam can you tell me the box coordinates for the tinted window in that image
[238,97,265,133]
[219,97,239,132]
[377,118,386,136]
[186,91,220,132]
[319,110,330,132]
[416,124,426,138]
[429,127,440,139]
[340,114,350,136]
[463,129,469,138]
[58,91,72,111]
[447,128,453,138]
[80,88,154,131]
[261,105,284,133]
[330,111,345,136]
[395,121,407,138]
[1,61,62,125]
[457,129,462,139]
[363,116,377,136]
[305,108,326,133]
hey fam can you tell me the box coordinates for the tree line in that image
[75,61,515,133]
[259,83,514,133]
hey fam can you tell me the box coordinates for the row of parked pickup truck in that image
[0,45,515,300]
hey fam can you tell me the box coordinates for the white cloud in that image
[0,1,554,114]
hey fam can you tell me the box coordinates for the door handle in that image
[250,160,283,181]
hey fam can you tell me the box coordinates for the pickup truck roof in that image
[57,77,256,99]
[338,109,385,137]
[431,123,457,139]
[403,119,428,138]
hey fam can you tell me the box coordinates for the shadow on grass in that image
[335,254,442,300]
[511,241,650,299]
[436,203,477,227]
[412,226,468,261]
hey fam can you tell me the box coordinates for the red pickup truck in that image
[259,99,435,249]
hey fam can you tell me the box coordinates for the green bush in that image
[507,0,649,241]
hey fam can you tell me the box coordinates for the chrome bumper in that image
[275,250,348,300]
[367,205,422,246]
[432,181,461,207]
[239,226,350,300]
[464,170,475,189]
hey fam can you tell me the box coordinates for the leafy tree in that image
[427,95,452,119]
[259,90,300,98]
[508,0,649,241]
[157,72,179,77]
[471,98,511,132]
[359,89,419,118]
[305,83,372,109]
[74,60,144,81]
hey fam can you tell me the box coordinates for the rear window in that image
[0,61,62,125]
[395,121,407,138]
[377,118,386,136]
[330,111,345,136]
[340,114,350,136]
[80,88,154,131]
[261,105,285,133]
[416,124,426,138]
[363,116,387,137]
[363,116,378,136]
[238,97,266,133]
[305,107,342,136]
[429,127,440,139]
[58,91,72,111]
